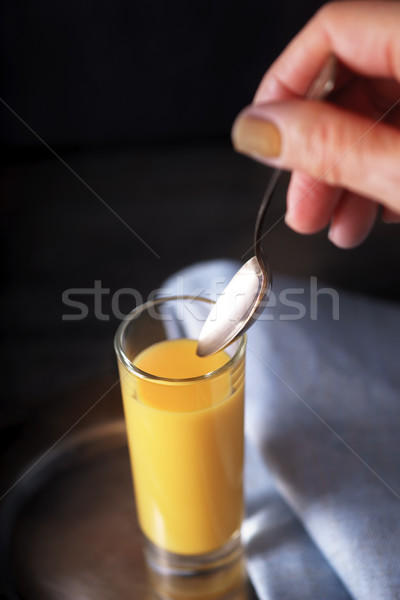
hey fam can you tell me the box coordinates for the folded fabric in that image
[163,260,400,600]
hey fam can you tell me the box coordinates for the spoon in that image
[197,56,337,357]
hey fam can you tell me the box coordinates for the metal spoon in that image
[197,56,337,357]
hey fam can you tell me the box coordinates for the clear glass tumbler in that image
[114,296,246,599]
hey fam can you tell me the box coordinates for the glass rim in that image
[114,295,246,383]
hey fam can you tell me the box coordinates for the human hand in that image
[232,1,400,248]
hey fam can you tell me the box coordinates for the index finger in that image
[254,0,400,104]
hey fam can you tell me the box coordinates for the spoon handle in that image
[253,167,282,264]
[253,55,337,263]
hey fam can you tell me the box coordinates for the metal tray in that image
[0,378,257,600]
[2,419,151,599]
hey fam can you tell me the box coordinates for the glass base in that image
[144,534,246,600]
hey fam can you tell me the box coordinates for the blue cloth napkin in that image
[163,260,400,600]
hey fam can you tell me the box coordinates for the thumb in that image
[232,99,400,215]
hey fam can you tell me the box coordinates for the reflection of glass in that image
[114,296,246,598]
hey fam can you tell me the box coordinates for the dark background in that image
[1,0,399,491]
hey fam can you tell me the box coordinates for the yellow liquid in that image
[118,338,245,555]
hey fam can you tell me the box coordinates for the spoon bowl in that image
[197,255,268,357]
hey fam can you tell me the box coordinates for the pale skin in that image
[232,1,400,248]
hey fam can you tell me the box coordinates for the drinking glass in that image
[114,296,246,599]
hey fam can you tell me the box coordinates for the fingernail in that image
[232,113,281,159]
[284,210,296,229]
[328,222,345,247]
[327,223,338,244]
[328,222,353,249]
